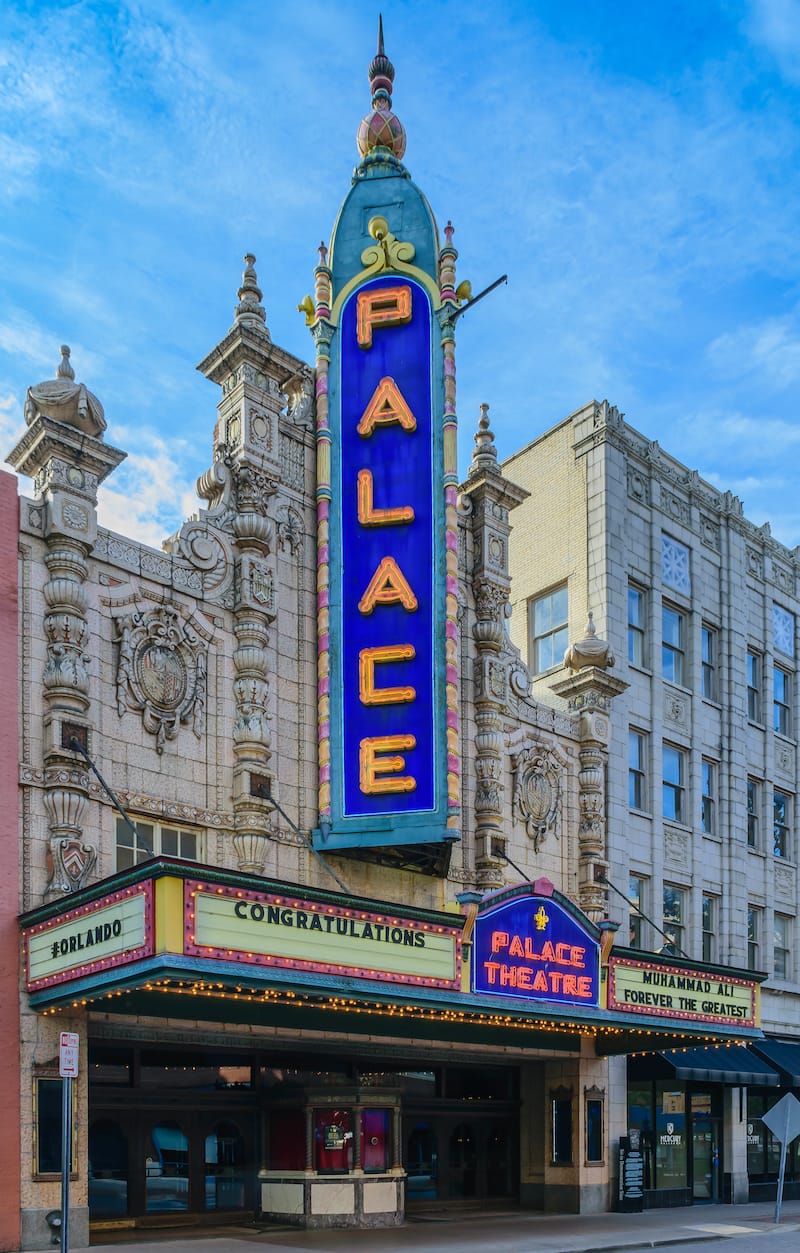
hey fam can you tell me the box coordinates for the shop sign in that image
[472,890,600,1006]
[23,884,153,991]
[185,880,462,990]
[321,271,451,852]
[608,956,758,1027]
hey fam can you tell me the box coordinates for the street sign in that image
[762,1091,800,1223]
[58,1032,79,1078]
[763,1091,800,1143]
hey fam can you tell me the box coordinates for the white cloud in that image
[707,316,800,390]
[97,429,199,547]
[747,0,800,83]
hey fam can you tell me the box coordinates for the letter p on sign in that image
[59,1032,79,1078]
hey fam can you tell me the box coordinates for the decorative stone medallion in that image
[115,604,208,753]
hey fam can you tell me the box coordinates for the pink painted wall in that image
[0,470,20,1251]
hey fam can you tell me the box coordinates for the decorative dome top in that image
[356,16,407,161]
[23,345,106,436]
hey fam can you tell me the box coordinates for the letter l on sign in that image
[59,1031,79,1077]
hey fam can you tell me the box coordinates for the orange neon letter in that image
[359,735,417,794]
[357,377,417,437]
[357,469,415,527]
[358,556,419,614]
[356,285,412,349]
[359,644,416,706]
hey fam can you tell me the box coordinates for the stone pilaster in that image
[197,257,286,873]
[8,347,126,897]
[460,405,529,888]
[551,663,628,919]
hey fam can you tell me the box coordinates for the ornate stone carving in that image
[282,369,315,430]
[664,688,688,728]
[115,604,208,752]
[775,864,795,902]
[564,613,615,672]
[47,836,97,895]
[279,434,306,492]
[172,520,234,601]
[511,740,563,852]
[746,547,764,580]
[276,504,304,554]
[627,466,649,503]
[664,826,690,865]
[700,515,721,551]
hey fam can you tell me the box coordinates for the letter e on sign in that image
[59,1031,79,1078]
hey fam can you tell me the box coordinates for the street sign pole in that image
[58,1032,79,1253]
[775,1100,790,1224]
[60,1074,71,1253]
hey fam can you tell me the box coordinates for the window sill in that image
[628,807,653,820]
[774,732,797,747]
[701,697,722,710]
[701,832,722,843]
[747,847,766,859]
[628,663,652,678]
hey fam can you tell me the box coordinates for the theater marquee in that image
[608,955,759,1028]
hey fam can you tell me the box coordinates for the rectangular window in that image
[629,874,645,948]
[629,730,647,811]
[773,790,791,859]
[662,744,686,824]
[747,650,761,722]
[662,605,685,686]
[551,1093,573,1164]
[701,625,716,700]
[34,1076,76,1177]
[628,585,646,668]
[748,906,761,971]
[585,1093,604,1163]
[662,885,686,957]
[774,666,792,738]
[774,914,791,980]
[115,817,200,870]
[747,778,761,850]
[702,894,717,964]
[701,760,716,835]
[530,585,568,675]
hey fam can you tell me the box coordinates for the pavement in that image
[53,1198,800,1253]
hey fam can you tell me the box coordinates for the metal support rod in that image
[261,794,350,895]
[60,1076,71,1253]
[68,737,153,854]
[451,274,508,321]
[598,872,690,960]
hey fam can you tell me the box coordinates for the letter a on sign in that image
[357,377,417,437]
[358,557,418,614]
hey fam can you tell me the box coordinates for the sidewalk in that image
[61,1198,800,1253]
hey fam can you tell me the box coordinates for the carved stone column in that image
[9,347,126,897]
[552,617,628,919]
[197,257,286,873]
[460,405,529,888]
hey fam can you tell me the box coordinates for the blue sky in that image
[2,0,800,547]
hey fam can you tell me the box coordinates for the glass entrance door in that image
[691,1093,721,1202]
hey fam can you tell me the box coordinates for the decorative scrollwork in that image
[361,216,417,274]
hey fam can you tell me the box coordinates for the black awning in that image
[750,1039,800,1086]
[628,1044,780,1086]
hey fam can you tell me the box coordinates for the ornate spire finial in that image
[563,611,615,672]
[356,17,407,161]
[469,403,499,475]
[57,345,75,381]
[235,253,268,331]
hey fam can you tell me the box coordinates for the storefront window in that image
[655,1083,686,1190]
[34,1077,77,1177]
[267,1109,305,1170]
[145,1121,189,1212]
[552,1093,573,1164]
[626,1085,653,1188]
[205,1121,246,1210]
[361,1109,389,1172]
[314,1109,353,1173]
